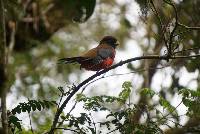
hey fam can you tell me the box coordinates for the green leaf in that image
[12,106,21,115]
[8,115,22,130]
[21,103,28,112]
[11,100,56,115]
[34,101,42,111]
[58,86,64,93]
[178,89,190,97]
[141,88,155,98]
[159,96,177,115]
[61,115,66,120]
[76,93,86,102]
[39,101,46,109]
[51,101,57,105]
[43,100,50,108]
[88,127,95,134]
[119,81,132,103]
[106,113,113,119]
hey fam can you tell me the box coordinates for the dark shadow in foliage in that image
[6,0,96,51]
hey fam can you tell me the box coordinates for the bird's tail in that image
[58,57,91,64]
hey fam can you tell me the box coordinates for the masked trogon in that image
[58,36,119,71]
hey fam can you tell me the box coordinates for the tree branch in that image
[163,0,179,56]
[178,22,200,30]
[48,54,200,133]
[0,0,8,133]
[8,21,16,56]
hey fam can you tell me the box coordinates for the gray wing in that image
[97,48,113,59]
[90,48,113,64]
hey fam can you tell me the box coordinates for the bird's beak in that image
[115,41,120,46]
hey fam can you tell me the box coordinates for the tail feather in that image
[58,57,92,64]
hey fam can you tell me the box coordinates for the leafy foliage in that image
[60,113,96,134]
[9,100,56,132]
[159,95,177,116]
[141,88,156,98]
[119,81,132,103]
[4,0,24,21]
[11,100,56,115]
[179,89,200,117]
[8,115,22,131]
[59,83,180,133]
[76,81,132,111]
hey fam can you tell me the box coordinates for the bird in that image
[58,36,119,71]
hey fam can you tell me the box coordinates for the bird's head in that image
[99,36,119,49]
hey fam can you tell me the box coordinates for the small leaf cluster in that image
[8,115,22,131]
[76,81,132,111]
[141,88,179,125]
[61,113,96,134]
[141,88,177,115]
[119,81,132,103]
[104,108,134,133]
[141,88,156,98]
[11,100,56,114]
[179,88,200,116]
[76,94,120,111]
[159,96,177,116]
[132,122,163,134]
[103,108,162,134]
[9,100,56,132]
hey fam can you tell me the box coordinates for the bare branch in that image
[178,23,200,30]
[163,0,179,56]
[149,0,164,27]
[174,47,200,55]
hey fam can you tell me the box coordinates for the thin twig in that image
[27,98,34,133]
[149,0,169,50]
[57,93,64,108]
[160,100,183,122]
[54,127,79,133]
[163,0,179,56]
[168,119,184,127]
[172,29,190,38]
[28,112,34,134]
[89,112,97,133]
[149,0,163,26]
[178,23,200,30]
[174,47,200,55]
[41,3,54,29]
